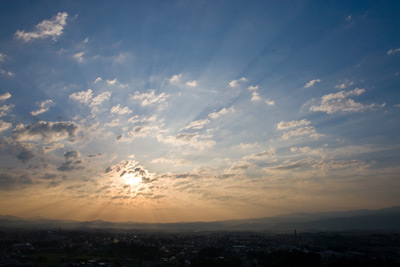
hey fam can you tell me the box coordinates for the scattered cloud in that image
[110,104,132,115]
[304,79,321,88]
[16,149,35,163]
[0,69,15,77]
[248,85,259,91]
[94,77,102,83]
[387,48,400,55]
[90,91,111,107]
[265,99,275,106]
[73,51,85,63]
[0,120,12,133]
[309,88,380,114]
[182,119,210,130]
[12,121,79,143]
[229,77,247,88]
[186,80,197,87]
[251,91,261,102]
[57,160,84,172]
[160,132,215,150]
[169,74,181,83]
[345,14,352,21]
[131,90,169,107]
[15,12,68,42]
[69,89,93,104]
[243,149,276,160]
[236,142,258,149]
[64,150,79,160]
[0,53,5,62]
[208,107,234,119]
[281,126,322,140]
[277,119,311,130]
[30,99,54,116]
[0,104,14,117]
[106,79,117,85]
[0,173,34,190]
[0,92,11,101]
[335,80,354,89]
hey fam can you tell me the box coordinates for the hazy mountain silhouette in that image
[1,206,400,231]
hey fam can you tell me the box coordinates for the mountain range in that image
[1,206,400,232]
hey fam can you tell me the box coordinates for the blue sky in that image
[0,0,399,222]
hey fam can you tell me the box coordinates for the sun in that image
[124,172,142,186]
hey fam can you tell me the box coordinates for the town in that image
[1,228,399,266]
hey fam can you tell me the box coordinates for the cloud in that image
[15,12,68,42]
[64,150,79,160]
[169,74,181,83]
[277,119,311,130]
[265,99,275,106]
[182,119,210,130]
[267,159,313,171]
[57,160,84,172]
[309,88,380,114]
[0,120,12,133]
[236,142,258,149]
[131,90,169,106]
[229,77,247,88]
[248,85,259,91]
[281,126,322,140]
[0,173,34,190]
[0,53,5,62]
[12,121,79,143]
[94,77,102,83]
[251,92,261,102]
[105,160,156,184]
[335,80,354,89]
[0,92,11,101]
[69,89,93,104]
[73,51,85,63]
[387,48,400,55]
[0,69,15,77]
[0,104,14,117]
[243,149,276,160]
[16,149,35,163]
[111,104,132,115]
[90,91,111,107]
[186,80,197,87]
[160,132,215,150]
[208,106,234,119]
[30,99,54,116]
[304,79,321,88]
[106,79,118,85]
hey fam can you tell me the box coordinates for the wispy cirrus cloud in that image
[15,12,68,42]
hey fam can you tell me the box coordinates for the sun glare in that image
[124,173,142,186]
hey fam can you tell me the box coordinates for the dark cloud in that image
[12,121,79,143]
[0,173,34,190]
[86,153,103,158]
[16,149,35,163]
[64,150,78,160]
[47,181,61,188]
[57,160,84,172]
[41,173,57,180]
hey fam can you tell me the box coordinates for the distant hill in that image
[1,206,400,232]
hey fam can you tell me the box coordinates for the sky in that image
[0,0,399,223]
